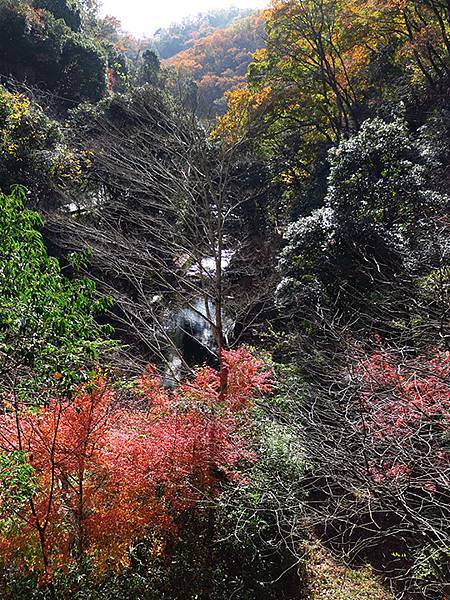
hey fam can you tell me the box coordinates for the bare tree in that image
[254,214,450,598]
[48,88,277,379]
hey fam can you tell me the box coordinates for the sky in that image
[100,0,269,38]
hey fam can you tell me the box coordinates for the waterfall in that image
[165,251,234,380]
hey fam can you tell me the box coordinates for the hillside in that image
[96,7,266,117]
[151,7,255,59]
[0,0,449,599]
[163,11,266,116]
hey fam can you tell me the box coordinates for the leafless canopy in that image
[48,88,277,376]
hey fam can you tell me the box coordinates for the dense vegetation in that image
[0,0,448,598]
[151,8,255,60]
[164,11,265,116]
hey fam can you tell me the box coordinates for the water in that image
[173,296,219,366]
[165,252,234,380]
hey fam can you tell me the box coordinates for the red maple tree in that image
[0,348,271,584]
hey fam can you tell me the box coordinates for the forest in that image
[0,0,448,598]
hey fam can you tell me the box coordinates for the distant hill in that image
[91,7,267,118]
[151,7,256,60]
[162,11,265,117]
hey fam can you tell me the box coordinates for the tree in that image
[0,86,62,203]
[0,85,94,207]
[0,0,109,110]
[276,116,449,323]
[49,86,278,382]
[140,49,161,85]
[33,0,82,32]
[78,0,100,31]
[0,186,115,400]
[284,344,450,597]
[263,116,449,590]
[165,11,265,118]
[215,0,450,187]
[0,349,271,592]
[374,0,450,90]
[58,33,107,104]
[215,0,376,170]
[151,7,255,60]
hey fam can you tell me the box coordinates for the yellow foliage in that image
[0,89,33,159]
[214,0,450,171]
[0,86,90,187]
[50,148,93,185]
[212,84,272,143]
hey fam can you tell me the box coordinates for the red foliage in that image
[0,349,271,576]
[107,67,115,92]
[357,349,450,485]
[359,350,450,436]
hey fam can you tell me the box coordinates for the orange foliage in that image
[0,349,271,579]
[217,0,450,159]
[166,12,266,115]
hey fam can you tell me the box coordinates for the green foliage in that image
[0,0,448,597]
[326,116,440,226]
[0,85,64,203]
[0,452,37,578]
[0,451,36,520]
[0,538,296,600]
[140,49,160,86]
[33,0,81,31]
[412,544,450,594]
[58,32,107,103]
[0,0,108,108]
[277,116,448,312]
[0,186,115,396]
